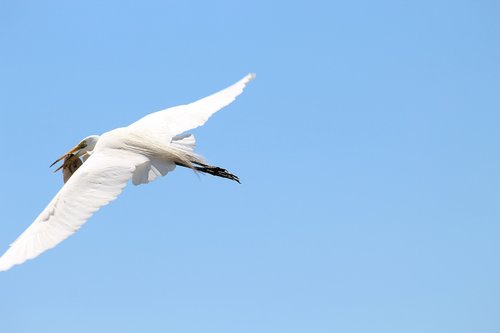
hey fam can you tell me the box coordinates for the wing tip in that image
[0,265,13,272]
[0,257,15,272]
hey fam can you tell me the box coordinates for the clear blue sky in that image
[0,1,499,332]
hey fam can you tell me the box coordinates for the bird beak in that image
[49,142,86,169]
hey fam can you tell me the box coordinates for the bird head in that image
[50,135,100,170]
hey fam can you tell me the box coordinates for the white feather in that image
[129,73,255,141]
[0,149,148,271]
[0,73,254,271]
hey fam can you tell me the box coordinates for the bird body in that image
[0,73,255,271]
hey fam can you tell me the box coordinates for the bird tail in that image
[171,133,196,152]
[168,135,240,183]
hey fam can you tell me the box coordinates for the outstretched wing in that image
[0,150,148,271]
[129,73,255,141]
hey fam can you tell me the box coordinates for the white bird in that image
[0,73,255,272]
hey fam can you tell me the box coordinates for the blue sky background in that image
[0,1,499,332]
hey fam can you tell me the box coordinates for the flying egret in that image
[0,73,255,272]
